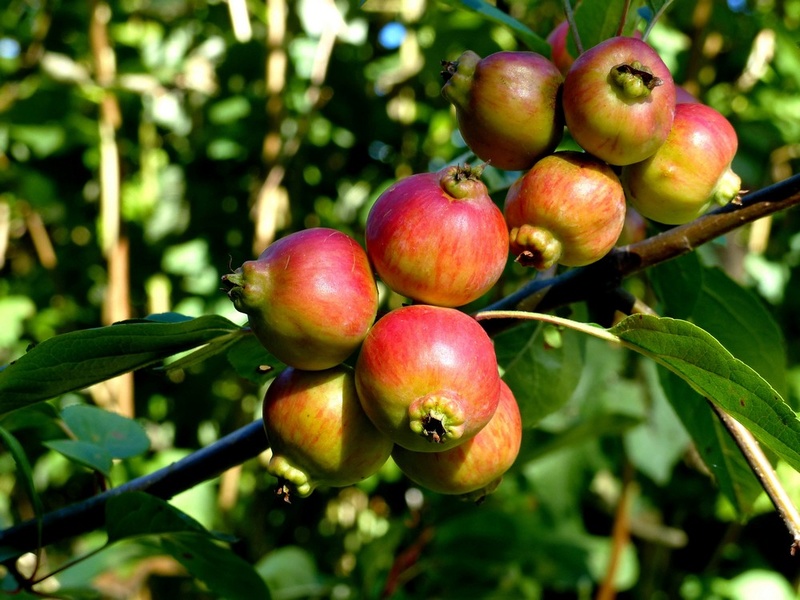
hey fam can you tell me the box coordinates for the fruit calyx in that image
[220,270,246,306]
[439,51,481,108]
[439,164,487,200]
[509,224,563,270]
[610,61,663,99]
[712,166,742,206]
[408,392,467,445]
[440,50,480,85]
[263,448,315,503]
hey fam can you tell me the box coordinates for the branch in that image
[480,173,800,332]
[0,420,268,560]
[709,403,800,554]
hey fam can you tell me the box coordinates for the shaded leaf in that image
[624,360,691,485]
[44,439,113,475]
[225,332,286,384]
[495,322,584,426]
[161,533,272,600]
[62,404,150,458]
[649,252,704,319]
[106,492,208,543]
[0,314,240,415]
[0,426,43,558]
[444,0,550,55]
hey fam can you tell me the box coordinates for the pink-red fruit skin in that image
[355,304,501,453]
[262,365,394,501]
[622,103,741,225]
[504,151,627,269]
[562,36,676,166]
[222,228,378,371]
[441,50,564,171]
[392,380,522,502]
[365,164,508,307]
[546,21,575,76]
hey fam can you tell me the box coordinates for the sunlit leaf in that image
[0,315,240,415]
[611,315,800,473]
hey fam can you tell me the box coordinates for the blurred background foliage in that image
[2,0,800,597]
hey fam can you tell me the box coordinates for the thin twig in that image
[709,403,800,554]
[563,0,584,55]
[596,460,635,600]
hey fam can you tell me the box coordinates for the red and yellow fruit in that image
[262,365,394,501]
[441,50,564,171]
[392,380,522,502]
[504,151,627,269]
[562,36,676,166]
[365,164,508,307]
[222,228,378,371]
[355,304,501,453]
[622,103,741,224]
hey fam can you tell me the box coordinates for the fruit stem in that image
[610,62,663,99]
[563,0,584,55]
[711,166,742,207]
[509,225,563,270]
[439,164,487,200]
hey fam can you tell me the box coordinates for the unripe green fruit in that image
[262,365,394,502]
[222,228,378,371]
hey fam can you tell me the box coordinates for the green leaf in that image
[161,534,272,600]
[256,546,322,597]
[43,439,113,475]
[649,252,704,319]
[105,493,271,599]
[0,314,240,415]
[62,404,150,458]
[0,426,43,558]
[660,371,763,513]
[494,321,584,426]
[225,332,286,383]
[566,0,634,57]
[689,267,787,396]
[443,0,550,55]
[106,492,208,542]
[652,259,787,395]
[611,315,800,474]
[624,360,691,485]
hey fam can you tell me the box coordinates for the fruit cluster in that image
[222,223,521,503]
[222,27,741,503]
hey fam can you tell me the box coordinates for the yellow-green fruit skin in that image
[262,365,394,499]
[622,103,740,225]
